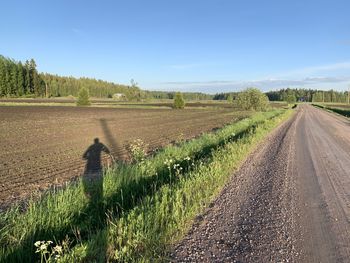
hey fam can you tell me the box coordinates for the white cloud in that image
[146,61,350,93]
[151,76,350,93]
[277,62,350,78]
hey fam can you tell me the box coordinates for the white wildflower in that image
[34,241,41,247]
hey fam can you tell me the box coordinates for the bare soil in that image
[0,106,248,209]
[0,98,288,109]
[171,104,350,262]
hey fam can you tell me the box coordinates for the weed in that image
[128,139,148,164]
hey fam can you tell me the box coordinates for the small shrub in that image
[76,87,91,106]
[236,88,269,111]
[285,94,297,104]
[173,92,185,109]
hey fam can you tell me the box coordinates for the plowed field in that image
[0,106,249,209]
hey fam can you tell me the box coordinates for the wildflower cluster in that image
[173,163,183,176]
[163,156,195,178]
[128,139,148,164]
[163,158,174,169]
[34,240,64,262]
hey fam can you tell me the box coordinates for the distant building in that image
[112,93,127,101]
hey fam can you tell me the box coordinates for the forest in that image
[214,89,349,103]
[0,55,45,97]
[0,55,213,101]
[0,55,348,103]
[265,88,349,103]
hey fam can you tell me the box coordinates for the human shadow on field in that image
[82,138,110,226]
[80,138,111,262]
[2,121,260,262]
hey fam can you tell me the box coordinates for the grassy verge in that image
[0,109,291,262]
[312,103,350,118]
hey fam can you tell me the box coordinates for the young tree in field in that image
[173,92,185,109]
[76,87,91,106]
[285,94,297,104]
[227,94,233,103]
[236,88,269,111]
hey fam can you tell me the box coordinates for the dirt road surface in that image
[171,104,350,262]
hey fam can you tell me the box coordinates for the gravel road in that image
[171,104,350,262]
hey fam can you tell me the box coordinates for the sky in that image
[1,0,350,93]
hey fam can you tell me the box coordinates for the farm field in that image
[0,105,250,209]
[312,103,350,118]
[0,97,288,109]
[0,98,233,108]
[322,103,350,109]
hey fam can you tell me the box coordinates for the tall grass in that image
[0,109,289,262]
[312,103,350,117]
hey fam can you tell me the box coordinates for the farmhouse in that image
[112,93,127,100]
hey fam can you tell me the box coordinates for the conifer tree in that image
[76,87,91,106]
[173,92,185,109]
[25,60,31,94]
[0,58,6,96]
[17,62,25,96]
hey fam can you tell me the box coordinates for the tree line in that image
[0,55,214,100]
[40,73,141,100]
[214,88,349,103]
[1,55,348,102]
[0,55,45,97]
[144,90,213,100]
[0,55,146,100]
[265,88,349,103]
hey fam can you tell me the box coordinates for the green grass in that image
[312,103,350,118]
[0,109,292,262]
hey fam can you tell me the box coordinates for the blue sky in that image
[1,0,349,93]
